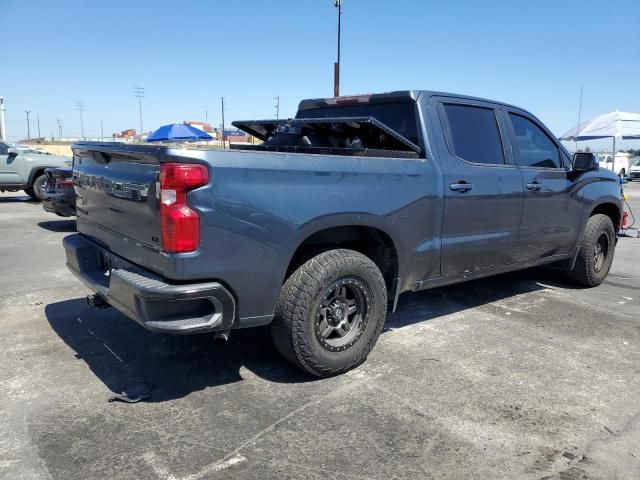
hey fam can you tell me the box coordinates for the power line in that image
[134,86,145,135]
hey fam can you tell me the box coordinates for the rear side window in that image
[443,104,505,165]
[509,113,561,168]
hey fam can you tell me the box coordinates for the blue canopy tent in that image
[147,123,213,142]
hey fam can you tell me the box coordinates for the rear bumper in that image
[63,233,236,334]
[42,191,76,217]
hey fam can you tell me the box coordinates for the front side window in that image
[509,113,561,168]
[443,104,505,165]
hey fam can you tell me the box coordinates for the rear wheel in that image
[567,214,616,287]
[26,173,46,201]
[271,249,387,377]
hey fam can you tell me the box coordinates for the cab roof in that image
[297,90,529,115]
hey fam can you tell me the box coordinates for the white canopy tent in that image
[560,110,640,173]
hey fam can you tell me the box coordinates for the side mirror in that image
[572,152,597,172]
[7,148,20,156]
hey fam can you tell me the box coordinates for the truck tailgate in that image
[73,144,162,251]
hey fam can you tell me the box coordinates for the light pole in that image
[57,118,63,138]
[0,97,6,141]
[76,101,85,139]
[333,0,342,97]
[134,86,145,136]
[25,110,31,140]
[220,97,226,148]
[274,96,280,119]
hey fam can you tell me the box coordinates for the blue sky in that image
[1,0,639,150]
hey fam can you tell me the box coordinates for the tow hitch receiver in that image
[87,294,110,309]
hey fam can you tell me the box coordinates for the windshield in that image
[633,158,640,166]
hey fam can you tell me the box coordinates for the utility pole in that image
[57,118,63,138]
[575,85,584,153]
[0,97,6,141]
[274,96,280,119]
[220,97,225,149]
[100,120,104,141]
[37,115,41,139]
[76,101,85,139]
[25,110,31,140]
[205,110,208,123]
[134,86,145,136]
[333,0,342,97]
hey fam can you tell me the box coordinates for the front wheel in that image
[26,174,47,201]
[271,249,387,377]
[567,214,616,287]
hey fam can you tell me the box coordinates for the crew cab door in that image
[502,111,582,260]
[0,143,24,184]
[433,98,524,277]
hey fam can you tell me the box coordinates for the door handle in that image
[450,182,473,192]
[526,182,542,191]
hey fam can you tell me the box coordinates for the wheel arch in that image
[590,200,622,232]
[282,219,404,310]
[27,166,56,186]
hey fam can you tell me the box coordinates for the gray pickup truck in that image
[0,142,71,200]
[63,90,622,376]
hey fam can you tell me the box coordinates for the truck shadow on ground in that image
[44,268,575,402]
[0,194,38,203]
[37,220,77,232]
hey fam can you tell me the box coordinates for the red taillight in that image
[160,163,209,253]
[58,179,74,187]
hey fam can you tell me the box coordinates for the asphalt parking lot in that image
[1,184,640,480]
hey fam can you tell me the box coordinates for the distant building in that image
[113,128,137,139]
[219,128,250,143]
[184,121,213,133]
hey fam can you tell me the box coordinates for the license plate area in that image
[95,249,135,287]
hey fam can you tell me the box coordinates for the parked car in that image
[598,153,634,177]
[0,141,71,200]
[63,90,622,377]
[32,147,51,155]
[626,158,640,181]
[42,166,76,216]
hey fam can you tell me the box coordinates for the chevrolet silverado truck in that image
[0,142,72,200]
[63,91,622,377]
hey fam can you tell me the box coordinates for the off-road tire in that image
[567,214,616,287]
[27,174,47,201]
[271,249,387,377]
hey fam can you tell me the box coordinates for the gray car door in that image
[0,142,24,185]
[503,111,583,260]
[432,98,524,277]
